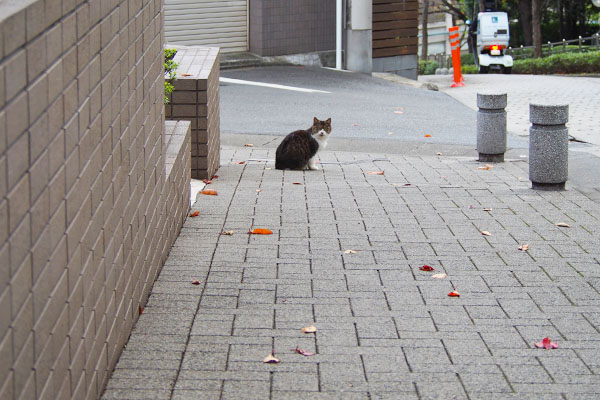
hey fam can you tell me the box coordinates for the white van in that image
[475,12,514,73]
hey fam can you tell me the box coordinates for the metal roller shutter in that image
[165,0,248,53]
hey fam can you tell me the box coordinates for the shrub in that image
[460,53,475,66]
[418,59,440,75]
[512,50,600,74]
[461,64,479,74]
[164,48,179,104]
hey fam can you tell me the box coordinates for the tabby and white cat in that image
[275,117,332,170]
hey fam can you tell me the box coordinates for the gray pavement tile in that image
[101,389,172,400]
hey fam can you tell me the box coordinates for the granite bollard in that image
[529,104,569,190]
[477,93,507,162]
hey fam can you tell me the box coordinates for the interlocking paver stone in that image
[102,146,600,399]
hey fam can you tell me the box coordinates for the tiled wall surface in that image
[249,0,335,56]
[165,46,220,180]
[0,0,190,399]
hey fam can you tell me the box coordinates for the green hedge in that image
[512,50,600,74]
[459,50,600,75]
[418,59,440,75]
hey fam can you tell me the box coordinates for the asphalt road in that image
[220,66,528,150]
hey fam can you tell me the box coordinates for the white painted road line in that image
[219,77,331,94]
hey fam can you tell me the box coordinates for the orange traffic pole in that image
[448,26,464,87]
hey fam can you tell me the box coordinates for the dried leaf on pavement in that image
[448,290,460,297]
[301,325,317,334]
[481,231,492,236]
[263,352,280,363]
[419,265,435,272]
[424,134,432,138]
[432,273,447,279]
[244,143,254,147]
[180,73,192,77]
[248,228,273,235]
[535,337,558,349]
[221,230,234,236]
[191,280,201,285]
[483,208,493,212]
[294,347,315,356]
[202,179,212,184]
[436,152,442,156]
[518,244,529,251]
[292,182,303,185]
[235,161,246,165]
[189,211,200,217]
[201,190,218,196]
[555,222,571,228]
[366,171,384,175]
[344,250,358,254]
[478,165,492,170]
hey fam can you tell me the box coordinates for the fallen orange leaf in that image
[263,352,280,363]
[425,134,432,137]
[248,228,273,235]
[244,143,254,147]
[366,171,384,175]
[301,325,317,334]
[202,179,212,184]
[448,290,460,297]
[201,190,217,196]
[189,211,200,217]
[180,73,192,76]
[478,164,492,170]
[213,175,219,179]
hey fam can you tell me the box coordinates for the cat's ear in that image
[313,117,318,125]
[326,118,331,125]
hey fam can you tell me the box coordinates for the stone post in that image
[477,93,507,162]
[529,104,569,190]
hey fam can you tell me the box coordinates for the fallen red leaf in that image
[248,228,273,235]
[189,211,200,217]
[235,161,246,165]
[138,305,143,315]
[425,134,432,138]
[535,337,558,349]
[420,265,435,272]
[201,189,217,196]
[212,175,219,179]
[292,182,303,185]
[448,290,460,297]
[366,171,384,175]
[294,347,315,356]
[202,179,212,184]
[192,280,201,285]
[263,351,280,363]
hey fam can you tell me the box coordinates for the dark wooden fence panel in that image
[373,0,419,59]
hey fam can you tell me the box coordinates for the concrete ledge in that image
[166,45,221,179]
[164,121,191,248]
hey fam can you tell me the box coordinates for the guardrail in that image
[507,33,600,59]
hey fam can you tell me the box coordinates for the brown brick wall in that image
[165,46,220,180]
[249,0,335,56]
[0,0,190,399]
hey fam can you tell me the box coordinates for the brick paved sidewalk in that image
[102,146,600,400]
